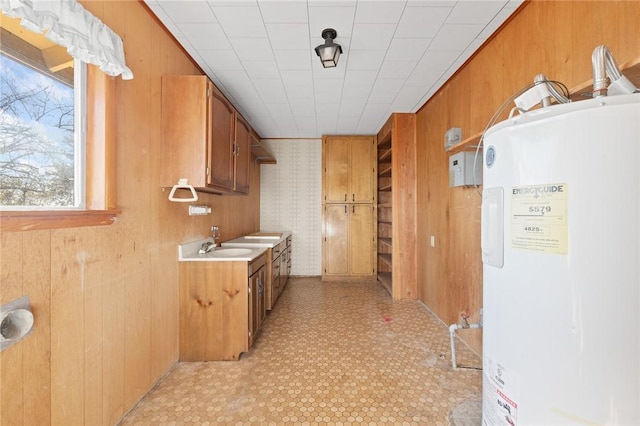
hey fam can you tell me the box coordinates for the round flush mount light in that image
[314,28,342,68]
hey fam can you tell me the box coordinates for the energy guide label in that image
[510,183,568,254]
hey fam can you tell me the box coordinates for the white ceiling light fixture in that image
[314,28,342,68]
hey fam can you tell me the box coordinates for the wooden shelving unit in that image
[375,113,417,300]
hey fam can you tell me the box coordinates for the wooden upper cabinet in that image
[161,75,209,189]
[208,84,235,192]
[161,75,254,194]
[323,136,376,203]
[234,113,251,194]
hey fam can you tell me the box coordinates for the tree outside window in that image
[1,53,76,207]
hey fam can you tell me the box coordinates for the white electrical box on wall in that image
[449,151,482,187]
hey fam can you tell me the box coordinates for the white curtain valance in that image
[0,0,133,80]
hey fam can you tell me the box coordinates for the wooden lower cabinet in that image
[179,254,266,361]
[322,204,376,281]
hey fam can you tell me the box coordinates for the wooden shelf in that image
[569,56,640,101]
[378,237,392,249]
[378,148,392,161]
[444,57,640,156]
[378,182,392,191]
[251,140,277,164]
[379,163,392,176]
[447,131,483,154]
[378,272,392,295]
[378,203,392,208]
[378,253,392,268]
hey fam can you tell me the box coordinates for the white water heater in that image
[481,93,639,425]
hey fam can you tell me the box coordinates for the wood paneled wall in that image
[416,0,640,354]
[0,2,261,425]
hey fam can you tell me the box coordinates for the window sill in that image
[0,209,121,232]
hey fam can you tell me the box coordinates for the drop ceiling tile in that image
[198,49,243,70]
[242,59,281,79]
[368,78,405,103]
[179,23,230,49]
[335,119,358,134]
[341,83,372,99]
[417,49,461,71]
[294,116,318,129]
[315,115,339,135]
[391,85,428,110]
[210,69,253,90]
[280,70,313,86]
[253,78,288,102]
[378,60,416,79]
[308,5,356,40]
[339,98,368,115]
[385,38,432,61]
[158,1,216,23]
[406,0,456,5]
[267,24,311,50]
[405,67,444,87]
[350,23,396,50]
[346,49,386,70]
[285,83,315,100]
[343,69,378,89]
[308,0,356,6]
[446,1,505,25]
[229,37,274,61]
[289,99,317,115]
[274,50,313,71]
[428,24,484,51]
[207,0,257,6]
[354,1,407,23]
[211,5,267,37]
[258,1,309,23]
[395,5,451,38]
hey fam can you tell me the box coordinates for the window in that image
[0,53,85,208]
[0,13,118,231]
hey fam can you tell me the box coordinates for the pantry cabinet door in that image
[323,204,349,275]
[350,204,375,276]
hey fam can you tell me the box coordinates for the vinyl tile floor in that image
[120,277,482,425]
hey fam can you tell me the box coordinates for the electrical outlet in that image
[430,235,435,247]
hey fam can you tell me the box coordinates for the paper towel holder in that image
[0,296,34,352]
[168,178,198,202]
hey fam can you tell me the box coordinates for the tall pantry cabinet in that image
[322,136,377,281]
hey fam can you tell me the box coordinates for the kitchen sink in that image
[178,238,266,262]
[209,248,253,257]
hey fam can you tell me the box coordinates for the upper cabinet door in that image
[161,75,209,188]
[208,84,235,192]
[323,136,375,203]
[323,137,350,203]
[234,113,251,194]
[350,137,375,203]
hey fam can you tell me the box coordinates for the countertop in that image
[222,231,291,248]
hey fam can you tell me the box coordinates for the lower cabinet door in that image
[323,204,350,275]
[322,204,375,279]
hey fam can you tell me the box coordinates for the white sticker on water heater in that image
[510,183,568,254]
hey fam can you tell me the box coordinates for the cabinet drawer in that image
[249,254,266,275]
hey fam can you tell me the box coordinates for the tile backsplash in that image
[260,139,322,276]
